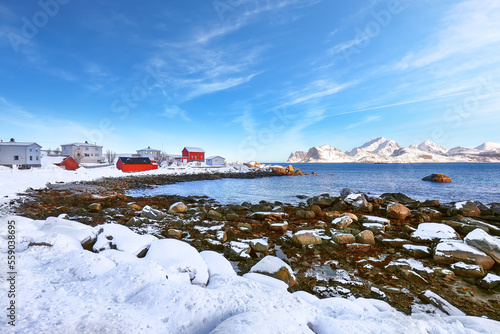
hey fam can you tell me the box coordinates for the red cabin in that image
[116,157,158,172]
[57,156,79,171]
[182,147,205,163]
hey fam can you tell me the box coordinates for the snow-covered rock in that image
[146,239,209,285]
[434,240,495,270]
[40,216,97,247]
[250,255,296,287]
[93,223,157,256]
[410,223,460,243]
[200,250,236,277]
[464,228,500,263]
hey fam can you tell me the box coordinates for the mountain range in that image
[287,137,500,163]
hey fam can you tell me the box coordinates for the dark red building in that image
[182,147,205,163]
[57,156,79,171]
[116,157,158,172]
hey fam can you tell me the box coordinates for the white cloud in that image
[346,115,380,129]
[161,105,190,121]
[394,0,500,70]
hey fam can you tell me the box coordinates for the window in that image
[36,148,38,152]
[14,156,19,160]
[85,147,89,150]
[30,156,33,161]
[36,156,39,161]
[95,154,99,157]
[95,148,98,151]
[85,153,90,157]
[30,148,32,152]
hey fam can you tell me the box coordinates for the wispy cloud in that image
[346,115,380,129]
[394,0,500,71]
[280,79,353,108]
[161,105,190,121]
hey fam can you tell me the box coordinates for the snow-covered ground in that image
[0,153,262,210]
[2,215,499,333]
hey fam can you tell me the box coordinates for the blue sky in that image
[1,0,499,162]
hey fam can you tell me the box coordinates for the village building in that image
[136,146,161,160]
[56,156,79,171]
[182,147,205,163]
[116,157,158,172]
[61,141,104,164]
[206,156,226,166]
[0,138,42,168]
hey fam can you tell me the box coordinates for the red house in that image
[116,157,158,172]
[182,147,205,163]
[57,156,79,171]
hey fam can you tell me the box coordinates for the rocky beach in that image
[12,170,500,321]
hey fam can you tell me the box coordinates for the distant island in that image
[287,137,500,163]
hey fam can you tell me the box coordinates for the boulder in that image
[342,213,358,222]
[490,203,500,215]
[310,205,322,214]
[140,205,164,220]
[225,213,240,222]
[410,223,460,244]
[331,233,356,245]
[168,202,188,214]
[269,221,288,232]
[249,239,269,253]
[207,210,223,220]
[166,229,183,238]
[402,244,431,259]
[464,228,500,263]
[249,255,296,287]
[419,200,441,208]
[380,193,415,204]
[88,203,102,212]
[381,238,409,248]
[224,241,251,260]
[422,173,452,183]
[355,230,375,245]
[360,215,390,224]
[248,212,289,220]
[433,241,495,270]
[452,201,481,217]
[340,188,362,199]
[331,216,353,228]
[291,230,322,246]
[127,203,142,211]
[351,199,373,213]
[296,210,315,219]
[450,262,485,279]
[477,273,500,290]
[386,203,411,220]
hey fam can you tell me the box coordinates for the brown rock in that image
[166,229,182,238]
[422,173,452,183]
[387,203,411,220]
[88,203,102,212]
[355,230,375,245]
[434,241,495,270]
[269,222,288,232]
[168,202,188,214]
[292,231,322,246]
[207,210,223,220]
[296,210,315,219]
[331,233,356,245]
[450,262,485,279]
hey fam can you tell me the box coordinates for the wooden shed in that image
[206,156,225,166]
[57,156,79,171]
[116,157,158,172]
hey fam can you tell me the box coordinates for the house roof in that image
[137,148,161,152]
[207,156,225,160]
[0,142,41,147]
[61,143,103,147]
[118,157,152,165]
[183,147,205,152]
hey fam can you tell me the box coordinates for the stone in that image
[291,231,322,246]
[380,193,416,204]
[418,290,465,317]
[140,205,164,220]
[269,221,288,232]
[433,241,495,270]
[490,203,500,215]
[251,204,268,212]
[410,223,460,244]
[452,201,481,217]
[352,199,373,213]
[224,241,251,260]
[464,228,500,263]
[386,203,411,220]
[355,230,375,245]
[401,269,428,285]
[296,210,315,219]
[207,210,223,220]
[422,173,452,183]
[345,243,373,252]
[166,229,183,238]
[450,262,485,279]
[238,223,252,231]
[419,200,441,208]
[402,244,431,259]
[248,212,289,220]
[88,203,102,212]
[360,215,390,224]
[311,205,322,214]
[168,202,188,214]
[331,233,356,245]
[225,213,240,222]
[342,213,358,222]
[381,238,409,248]
[249,255,296,287]
[126,217,148,227]
[249,239,269,253]
[216,231,227,243]
[127,203,142,211]
[340,188,361,200]
[477,273,500,290]
[331,216,353,228]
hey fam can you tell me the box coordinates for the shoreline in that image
[13,178,500,320]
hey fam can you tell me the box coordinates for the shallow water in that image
[128,163,500,205]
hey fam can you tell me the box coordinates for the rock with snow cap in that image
[464,228,500,263]
[249,255,296,287]
[433,240,495,270]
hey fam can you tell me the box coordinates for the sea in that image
[128,163,500,205]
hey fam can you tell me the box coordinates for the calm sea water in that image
[128,163,500,205]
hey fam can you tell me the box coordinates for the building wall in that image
[137,149,160,160]
[0,144,41,167]
[61,144,103,163]
[207,157,225,165]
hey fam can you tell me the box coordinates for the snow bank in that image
[411,223,459,242]
[93,223,157,256]
[2,215,500,333]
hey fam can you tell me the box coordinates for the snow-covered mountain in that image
[287,138,500,163]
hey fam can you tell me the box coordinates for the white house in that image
[61,141,104,164]
[206,156,225,166]
[136,146,161,160]
[0,138,42,168]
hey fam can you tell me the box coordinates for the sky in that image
[0,0,499,162]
